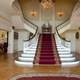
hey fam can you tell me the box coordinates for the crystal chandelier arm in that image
[40,0,55,9]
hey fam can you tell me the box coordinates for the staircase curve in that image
[14,0,39,67]
[55,18,80,67]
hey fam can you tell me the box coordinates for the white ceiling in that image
[19,0,78,27]
[0,0,79,31]
[0,0,17,16]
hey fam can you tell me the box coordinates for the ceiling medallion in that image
[30,10,37,17]
[40,0,54,9]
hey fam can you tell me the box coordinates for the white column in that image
[8,29,14,53]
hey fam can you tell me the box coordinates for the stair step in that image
[18,57,34,62]
[61,61,80,67]
[15,60,33,67]
[58,52,71,54]
[57,45,70,48]
[58,50,70,52]
[23,53,36,55]
[39,56,54,59]
[39,60,56,64]
[28,47,36,49]
[23,51,36,53]
[60,57,76,62]
[59,54,73,57]
[58,51,70,53]
[40,51,53,52]
[60,56,75,58]
[57,48,70,50]
[21,54,35,58]
[40,54,54,56]
[24,49,36,51]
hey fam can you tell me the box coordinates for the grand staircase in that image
[14,17,80,67]
[14,0,80,67]
[15,33,80,67]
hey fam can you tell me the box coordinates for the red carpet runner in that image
[36,34,59,64]
[17,76,80,80]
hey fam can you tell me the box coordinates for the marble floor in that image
[0,53,80,80]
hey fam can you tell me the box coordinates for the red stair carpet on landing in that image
[17,76,80,80]
[39,34,57,64]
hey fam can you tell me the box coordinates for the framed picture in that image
[14,32,18,39]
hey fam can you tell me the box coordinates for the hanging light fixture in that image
[57,11,64,17]
[30,10,37,17]
[29,0,38,17]
[40,0,54,9]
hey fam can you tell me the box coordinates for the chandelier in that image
[40,0,54,9]
[30,10,37,17]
